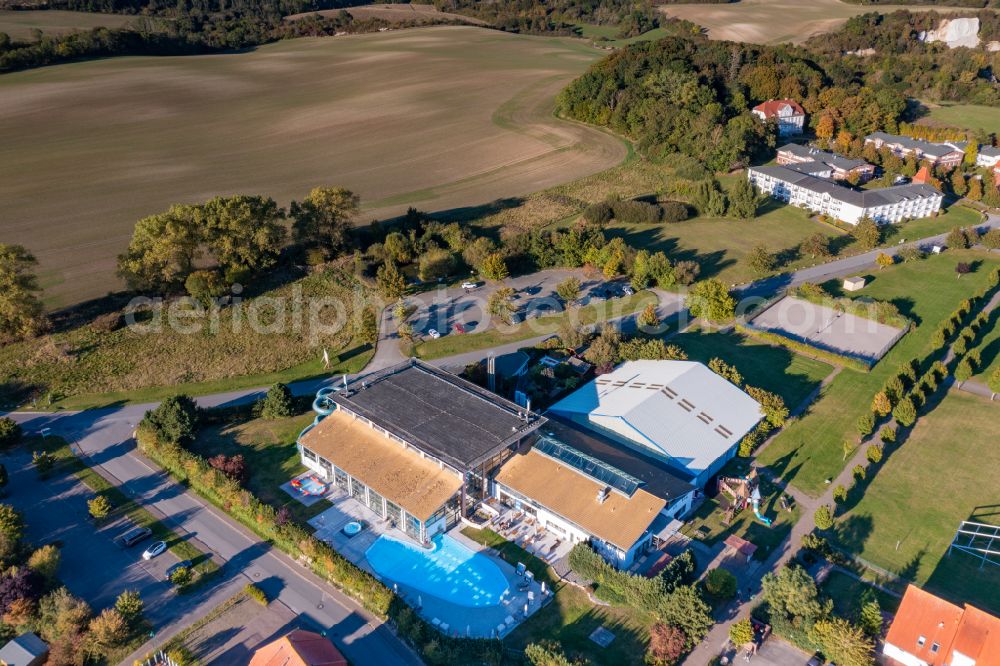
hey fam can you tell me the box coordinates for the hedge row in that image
[735,324,871,372]
[136,427,502,665]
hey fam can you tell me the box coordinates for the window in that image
[931,643,940,653]
[302,447,317,462]
[917,636,926,647]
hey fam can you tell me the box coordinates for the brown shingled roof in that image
[299,410,463,522]
[494,448,665,551]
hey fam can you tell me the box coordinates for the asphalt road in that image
[9,408,421,666]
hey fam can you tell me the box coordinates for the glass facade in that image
[405,514,421,540]
[334,466,349,492]
[366,488,386,517]
[350,477,367,503]
[386,501,402,528]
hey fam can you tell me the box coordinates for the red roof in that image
[913,166,932,184]
[723,534,757,558]
[884,585,1000,666]
[249,630,348,666]
[752,99,804,118]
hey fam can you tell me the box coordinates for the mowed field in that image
[0,26,625,307]
[0,10,136,40]
[659,0,962,44]
[920,103,1000,135]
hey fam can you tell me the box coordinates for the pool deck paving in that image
[306,487,550,638]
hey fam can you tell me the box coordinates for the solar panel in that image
[535,436,642,496]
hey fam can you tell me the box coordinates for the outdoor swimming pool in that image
[366,534,509,608]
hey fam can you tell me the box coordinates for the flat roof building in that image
[547,360,763,487]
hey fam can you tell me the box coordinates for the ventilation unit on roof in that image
[596,487,610,505]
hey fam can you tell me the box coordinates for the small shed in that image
[723,534,758,564]
[0,632,48,666]
[843,276,866,292]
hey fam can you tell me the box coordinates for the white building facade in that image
[748,165,943,225]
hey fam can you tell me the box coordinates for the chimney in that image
[596,487,610,505]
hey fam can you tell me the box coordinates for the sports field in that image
[0,10,136,40]
[832,391,1000,614]
[0,26,625,308]
[659,0,961,44]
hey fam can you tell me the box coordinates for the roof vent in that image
[596,487,610,505]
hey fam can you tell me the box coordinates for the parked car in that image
[115,526,152,548]
[453,323,466,334]
[622,285,634,296]
[165,560,192,581]
[461,281,478,290]
[142,540,167,560]
[427,329,441,339]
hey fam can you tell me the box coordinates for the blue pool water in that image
[365,534,509,607]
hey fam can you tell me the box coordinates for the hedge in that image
[735,324,871,372]
[136,427,502,665]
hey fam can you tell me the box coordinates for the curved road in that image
[4,212,997,663]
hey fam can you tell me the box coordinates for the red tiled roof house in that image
[751,99,805,136]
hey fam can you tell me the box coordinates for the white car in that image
[427,329,441,339]
[461,281,478,290]
[622,285,634,296]
[142,540,167,560]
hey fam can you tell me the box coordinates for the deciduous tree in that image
[686,279,736,322]
[290,187,359,254]
[809,618,875,666]
[851,218,882,250]
[747,244,775,275]
[481,253,509,281]
[117,206,201,292]
[555,277,581,304]
[647,623,686,665]
[375,260,406,300]
[487,287,516,325]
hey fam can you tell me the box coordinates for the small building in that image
[882,585,1000,666]
[748,164,943,226]
[493,351,530,379]
[723,534,757,565]
[864,132,965,170]
[494,417,696,569]
[548,360,764,487]
[249,629,347,666]
[843,276,866,292]
[0,633,48,666]
[752,99,805,136]
[975,145,1000,169]
[912,165,933,185]
[776,143,875,182]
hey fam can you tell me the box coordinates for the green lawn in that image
[412,291,656,360]
[681,460,800,560]
[972,304,1000,383]
[757,250,1000,496]
[819,570,901,620]
[189,411,328,524]
[922,103,1000,135]
[32,436,219,584]
[830,392,1000,615]
[570,22,673,47]
[671,327,834,408]
[462,528,651,665]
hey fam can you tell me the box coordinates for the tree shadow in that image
[831,514,874,556]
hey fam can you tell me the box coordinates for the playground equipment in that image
[718,467,772,527]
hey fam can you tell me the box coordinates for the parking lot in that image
[748,296,906,363]
[407,268,633,340]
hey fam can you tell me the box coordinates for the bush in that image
[856,413,874,438]
[892,395,917,427]
[244,583,268,605]
[729,618,754,647]
[184,269,226,306]
[879,426,896,444]
[703,568,737,599]
[660,201,689,223]
[142,395,199,445]
[258,383,294,419]
[611,199,662,224]
[866,443,883,464]
[852,464,866,481]
[114,590,144,626]
[832,485,847,503]
[582,201,613,225]
[0,418,21,449]
[815,505,834,530]
[169,566,193,587]
[31,451,54,478]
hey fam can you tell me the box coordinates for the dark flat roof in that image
[538,416,696,502]
[332,359,544,471]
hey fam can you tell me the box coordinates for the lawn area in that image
[920,103,1000,135]
[189,411,327,524]
[0,9,138,40]
[412,290,656,360]
[31,435,219,585]
[462,528,651,665]
[570,22,673,47]
[882,205,983,244]
[757,250,1000,496]
[972,303,1000,383]
[680,459,800,560]
[671,327,834,409]
[830,392,1000,615]
[819,570,901,619]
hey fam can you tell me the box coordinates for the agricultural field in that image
[0,26,625,307]
[285,3,486,25]
[831,391,1000,615]
[0,267,375,410]
[919,103,1000,135]
[757,250,1000,497]
[658,0,962,44]
[0,10,136,40]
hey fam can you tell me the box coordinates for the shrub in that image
[832,485,847,503]
[31,451,54,478]
[87,496,112,520]
[184,269,226,306]
[207,454,248,485]
[879,426,896,444]
[611,199,662,224]
[729,618,754,647]
[142,395,199,445]
[745,387,789,427]
[866,443,884,464]
[88,608,129,653]
[244,583,268,605]
[647,624,686,666]
[852,465,866,481]
[871,391,891,416]
[660,201,689,223]
[856,413,875,438]
[258,383,294,419]
[703,568,737,599]
[27,544,60,583]
[114,590,144,626]
[525,641,574,666]
[0,418,21,449]
[582,201,613,225]
[892,395,917,427]
[169,566,192,587]
[814,505,834,530]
